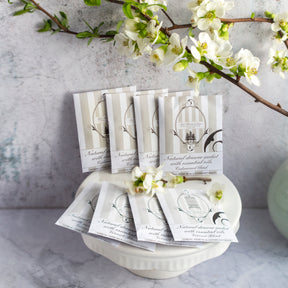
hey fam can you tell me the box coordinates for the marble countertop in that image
[0,208,287,287]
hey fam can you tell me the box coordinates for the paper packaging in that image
[133,89,168,169]
[105,91,139,173]
[128,194,202,247]
[159,93,223,175]
[55,181,119,246]
[89,182,156,251]
[73,86,136,173]
[156,187,238,242]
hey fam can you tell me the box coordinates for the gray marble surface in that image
[0,208,287,287]
[0,0,288,209]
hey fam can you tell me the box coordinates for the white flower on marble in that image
[190,31,233,67]
[235,48,261,86]
[164,33,188,64]
[114,33,136,58]
[187,68,201,96]
[267,47,288,79]
[146,20,163,44]
[207,182,225,205]
[271,12,288,41]
[189,0,234,31]
[150,47,166,65]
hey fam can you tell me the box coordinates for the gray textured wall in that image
[0,0,287,208]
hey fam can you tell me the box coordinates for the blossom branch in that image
[200,60,288,116]
[29,0,75,34]
[29,0,113,38]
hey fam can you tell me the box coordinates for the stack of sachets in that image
[56,86,237,251]
[73,86,222,175]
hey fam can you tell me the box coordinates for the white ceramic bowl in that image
[76,171,242,279]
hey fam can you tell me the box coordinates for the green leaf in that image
[38,19,53,32]
[189,28,194,38]
[206,73,215,82]
[196,72,206,81]
[8,0,13,4]
[230,66,237,75]
[251,12,255,19]
[83,19,93,31]
[147,4,167,11]
[13,10,28,16]
[145,9,153,17]
[116,20,123,32]
[88,37,94,45]
[84,0,101,6]
[76,31,93,38]
[214,73,222,79]
[123,3,134,19]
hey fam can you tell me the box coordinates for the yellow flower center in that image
[215,190,223,200]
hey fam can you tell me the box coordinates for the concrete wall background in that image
[0,0,287,208]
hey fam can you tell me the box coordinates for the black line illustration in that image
[91,98,109,140]
[147,196,167,225]
[122,102,137,140]
[204,129,223,152]
[212,212,229,226]
[112,193,133,223]
[151,105,159,136]
[173,99,208,151]
[88,193,99,213]
[177,189,212,222]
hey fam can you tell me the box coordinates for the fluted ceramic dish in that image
[76,171,242,279]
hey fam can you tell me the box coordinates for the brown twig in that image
[220,17,273,24]
[161,8,175,25]
[167,23,192,31]
[183,176,212,183]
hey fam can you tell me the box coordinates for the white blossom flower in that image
[271,12,288,41]
[137,37,153,55]
[188,0,209,13]
[267,47,288,79]
[132,166,144,179]
[114,33,136,57]
[235,48,261,86]
[187,68,201,96]
[147,20,163,44]
[164,33,188,64]
[207,182,225,205]
[190,31,232,66]
[206,0,234,18]
[190,0,234,32]
[150,47,166,65]
[126,166,165,196]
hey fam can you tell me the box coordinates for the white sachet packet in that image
[73,86,136,172]
[159,93,223,175]
[156,187,238,242]
[134,89,168,169]
[128,194,203,247]
[89,182,156,251]
[55,181,120,246]
[105,91,139,173]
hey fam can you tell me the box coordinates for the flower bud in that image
[173,60,189,72]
